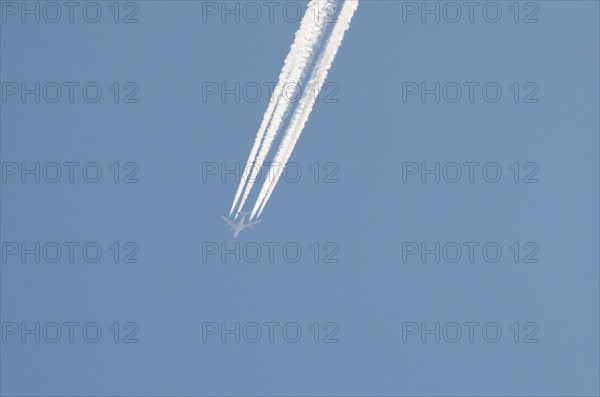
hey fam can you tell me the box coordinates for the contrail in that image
[229,0,333,218]
[232,1,332,219]
[251,0,359,220]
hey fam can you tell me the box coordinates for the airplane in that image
[221,211,262,238]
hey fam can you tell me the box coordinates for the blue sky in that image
[1,1,599,395]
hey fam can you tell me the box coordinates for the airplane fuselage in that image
[232,214,248,238]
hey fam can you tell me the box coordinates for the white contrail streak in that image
[232,1,332,219]
[251,0,359,220]
[229,0,332,218]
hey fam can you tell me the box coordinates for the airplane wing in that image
[244,219,262,229]
[221,216,234,228]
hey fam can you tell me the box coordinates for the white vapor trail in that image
[251,0,359,220]
[229,0,332,218]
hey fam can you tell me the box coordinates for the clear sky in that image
[1,1,599,395]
